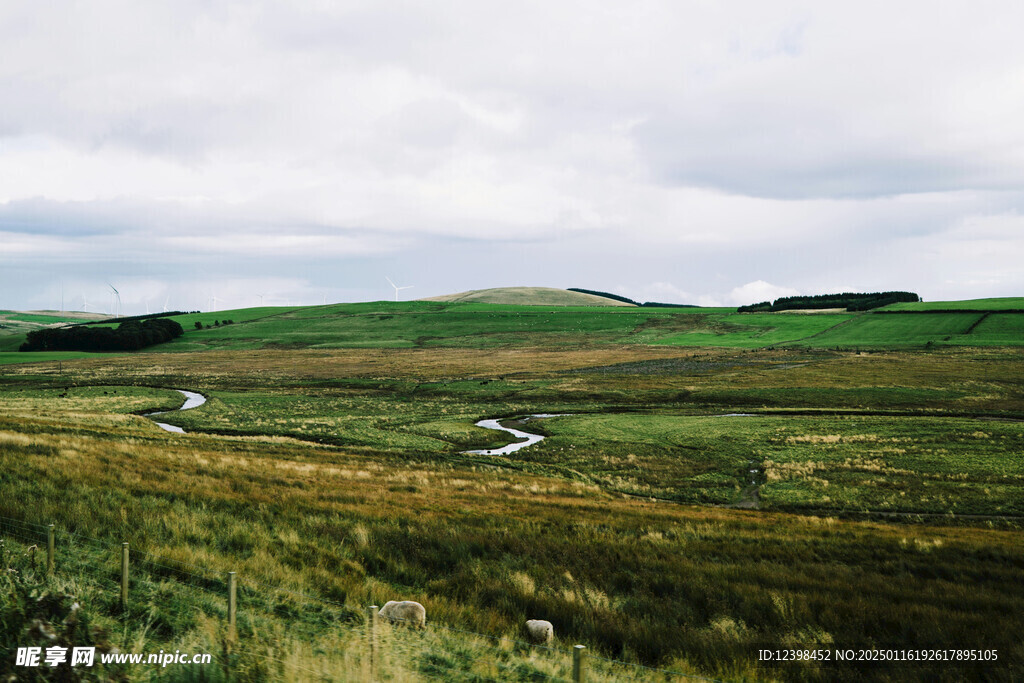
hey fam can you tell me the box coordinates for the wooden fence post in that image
[46,524,54,575]
[227,571,237,641]
[573,644,587,683]
[120,543,129,610]
[368,605,379,678]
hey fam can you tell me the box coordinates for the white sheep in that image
[524,619,554,644]
[378,600,426,628]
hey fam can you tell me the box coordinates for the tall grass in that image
[1,345,1022,680]
[0,404,1021,680]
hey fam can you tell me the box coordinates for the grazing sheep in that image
[378,600,426,628]
[524,619,554,644]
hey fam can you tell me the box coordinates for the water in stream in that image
[464,414,568,456]
[144,389,206,433]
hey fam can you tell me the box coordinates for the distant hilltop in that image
[420,287,637,306]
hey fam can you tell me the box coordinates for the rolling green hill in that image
[152,301,1022,352]
[2,296,1023,679]
[882,296,1024,311]
[0,309,110,346]
[420,286,636,306]
[1,297,1022,364]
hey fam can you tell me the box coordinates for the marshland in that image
[1,299,1022,681]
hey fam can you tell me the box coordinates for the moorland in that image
[1,294,1022,681]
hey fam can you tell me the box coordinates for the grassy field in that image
[421,286,637,306]
[0,350,104,365]
[0,300,1022,680]
[955,313,1024,346]
[1,299,1022,363]
[882,297,1024,311]
[648,313,854,348]
[1,393,1021,681]
[513,413,1024,514]
[161,302,1024,351]
[792,313,981,348]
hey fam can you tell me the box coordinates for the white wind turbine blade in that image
[107,283,121,317]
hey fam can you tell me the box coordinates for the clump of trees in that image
[569,288,639,305]
[195,319,234,329]
[638,301,697,308]
[737,291,920,313]
[20,318,184,352]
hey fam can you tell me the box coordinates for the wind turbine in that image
[81,294,88,313]
[385,276,414,302]
[255,293,265,306]
[209,295,227,311]
[107,284,121,318]
[162,295,170,313]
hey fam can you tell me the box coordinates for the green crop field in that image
[152,303,681,351]
[158,303,1024,351]
[1,298,1023,680]
[882,297,1024,311]
[4,301,1021,363]
[956,313,1024,346]
[0,350,105,365]
[792,312,982,347]
[649,312,854,347]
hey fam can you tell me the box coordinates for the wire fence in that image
[0,513,725,682]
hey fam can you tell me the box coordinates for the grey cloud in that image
[2,1,1023,312]
[632,112,1024,200]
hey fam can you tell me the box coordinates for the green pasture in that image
[791,312,981,347]
[160,303,1024,350]
[160,302,677,351]
[957,313,1024,346]
[649,312,853,347]
[1,301,1022,364]
[0,310,95,324]
[882,297,1024,311]
[0,350,102,365]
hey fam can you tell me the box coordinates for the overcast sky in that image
[2,1,1023,313]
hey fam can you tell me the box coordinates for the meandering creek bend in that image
[144,390,206,433]
[463,414,569,455]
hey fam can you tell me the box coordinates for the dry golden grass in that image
[2,344,1023,679]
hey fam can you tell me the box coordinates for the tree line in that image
[79,311,196,325]
[737,291,920,313]
[20,318,185,352]
[568,288,696,307]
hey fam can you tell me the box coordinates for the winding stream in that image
[464,414,568,456]
[144,389,206,433]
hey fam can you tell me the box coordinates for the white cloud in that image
[2,1,1024,309]
[729,280,800,306]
